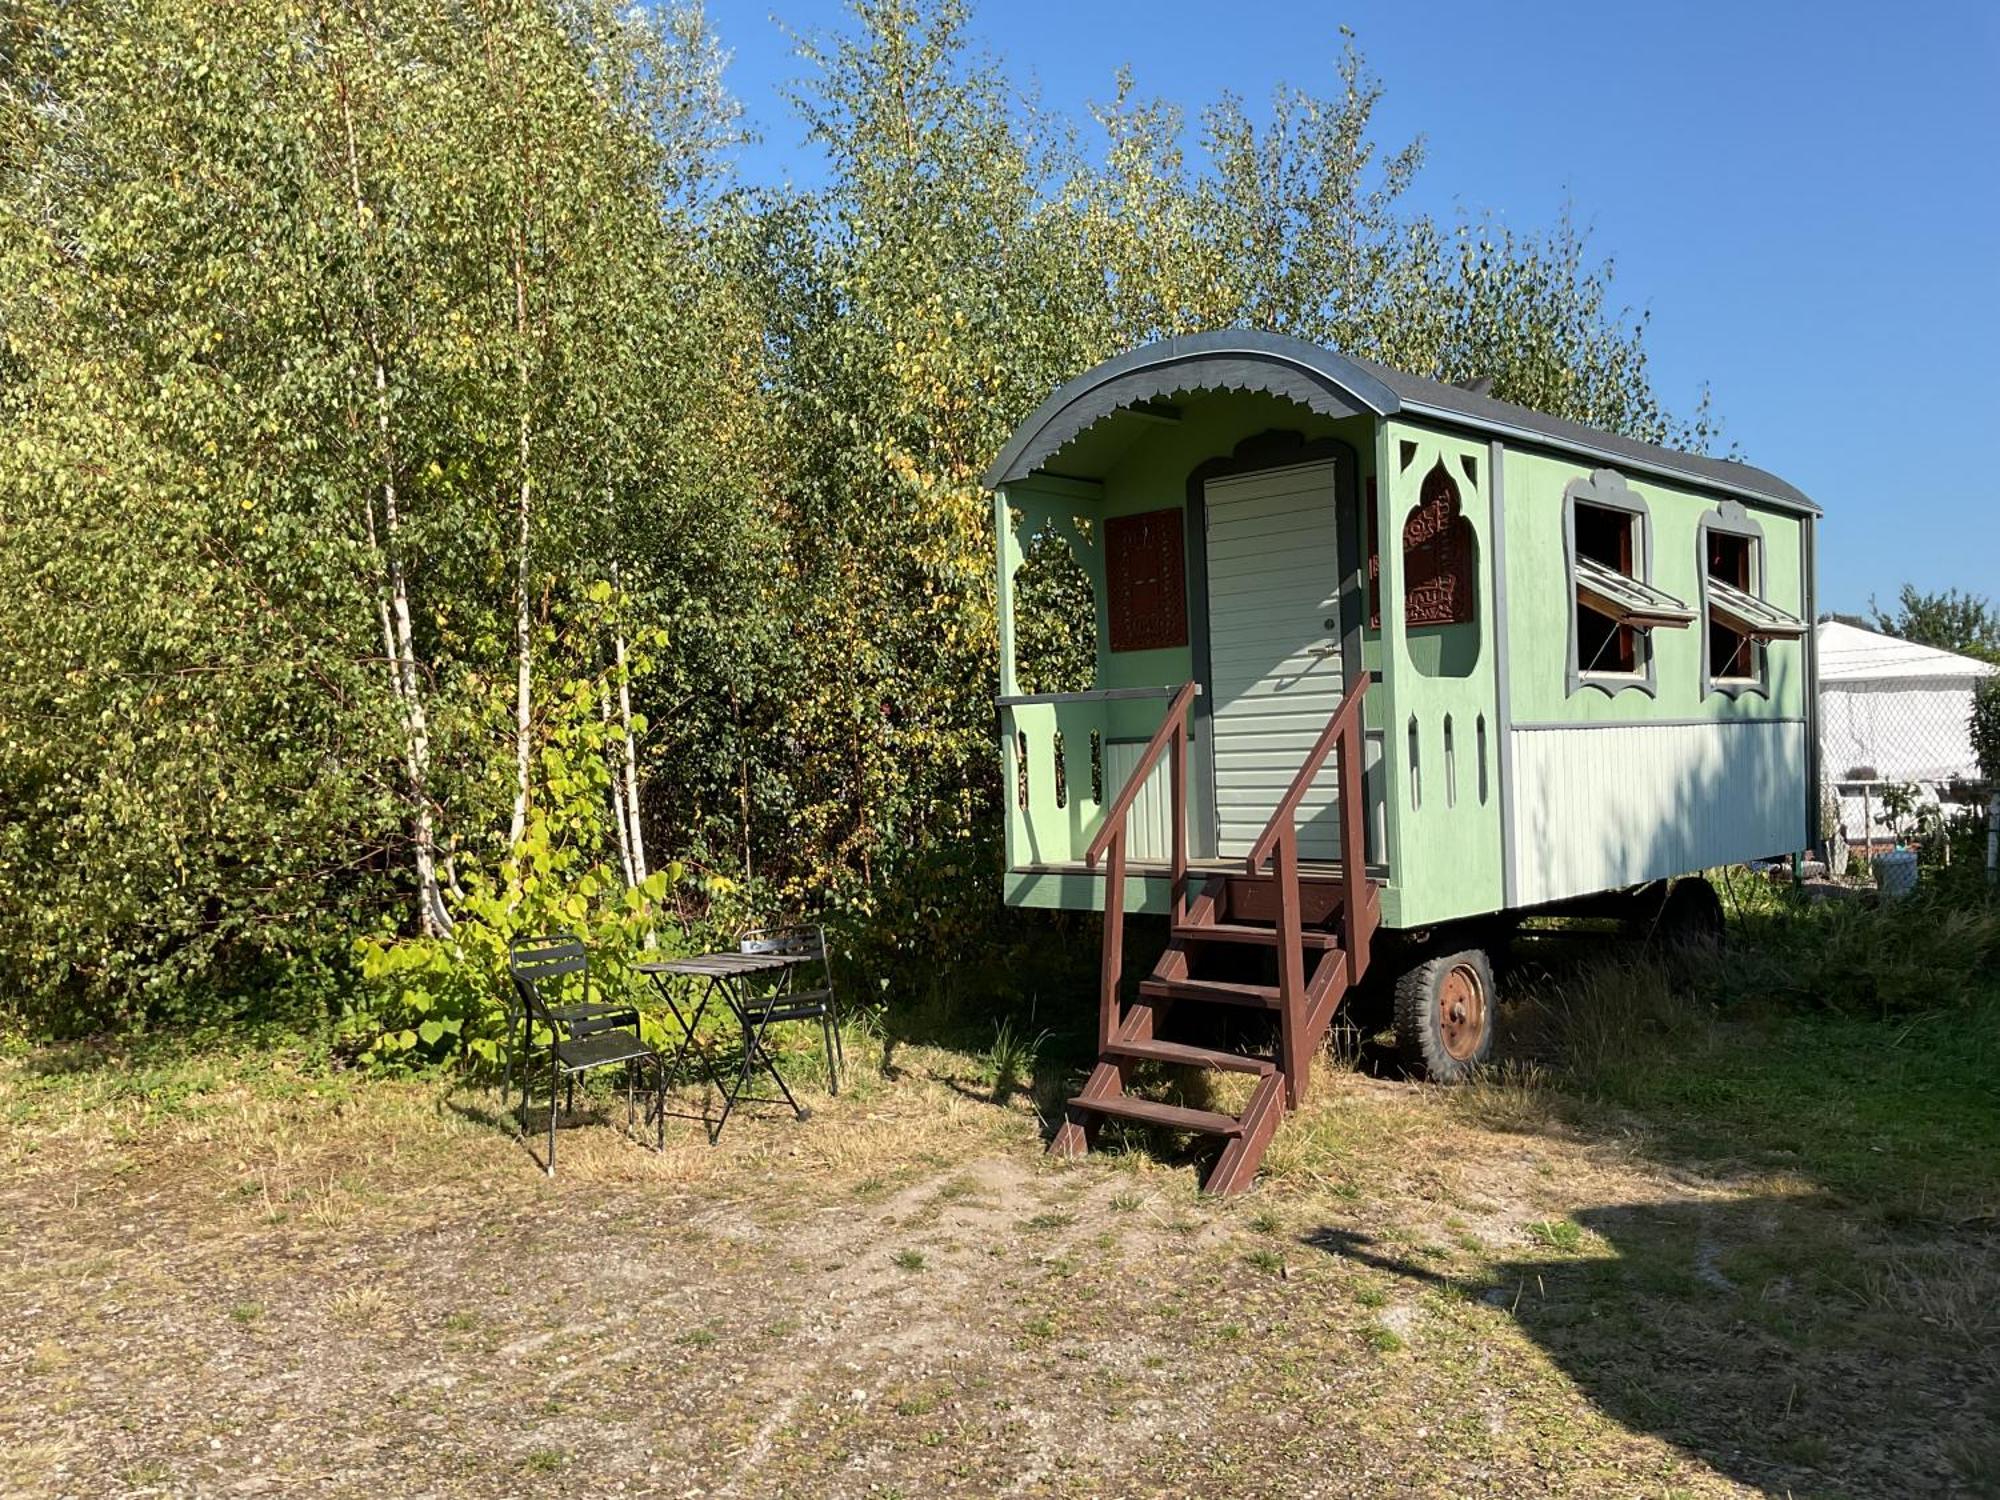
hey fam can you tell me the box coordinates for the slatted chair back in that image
[737,925,826,964]
[508,935,591,1027]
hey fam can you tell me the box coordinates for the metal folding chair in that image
[737,924,844,1096]
[506,935,663,1176]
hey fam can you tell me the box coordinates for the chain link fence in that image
[1819,674,1995,877]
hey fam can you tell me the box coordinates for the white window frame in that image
[1563,469,1690,699]
[1698,500,1802,700]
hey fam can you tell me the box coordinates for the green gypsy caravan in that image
[985,332,1817,1192]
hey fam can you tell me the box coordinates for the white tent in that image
[1817,620,1996,847]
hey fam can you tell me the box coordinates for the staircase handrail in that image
[1084,679,1200,869]
[1244,675,1369,874]
[1241,675,1373,1104]
[1082,679,1198,1054]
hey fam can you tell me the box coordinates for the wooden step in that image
[1204,1072,1288,1195]
[1070,1092,1244,1137]
[1137,976,1281,1009]
[1173,921,1339,949]
[1223,876,1348,926]
[1103,1037,1276,1075]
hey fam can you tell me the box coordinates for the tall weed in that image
[1719,890,1999,1019]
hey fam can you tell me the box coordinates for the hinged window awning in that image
[1708,577,1807,640]
[1575,557,1696,629]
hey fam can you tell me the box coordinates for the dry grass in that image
[1,986,1994,1498]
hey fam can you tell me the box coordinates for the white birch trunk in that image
[508,234,534,850]
[338,67,449,936]
[609,563,648,884]
[615,632,647,882]
[602,681,635,887]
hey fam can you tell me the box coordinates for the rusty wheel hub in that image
[1437,963,1487,1062]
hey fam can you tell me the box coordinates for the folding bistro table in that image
[635,949,816,1142]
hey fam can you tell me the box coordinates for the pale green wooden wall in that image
[1492,445,1812,906]
[1369,421,1506,927]
[1499,448,1807,726]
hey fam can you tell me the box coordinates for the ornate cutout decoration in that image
[1369,461,1476,629]
[1105,508,1187,652]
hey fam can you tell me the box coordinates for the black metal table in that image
[635,951,815,1142]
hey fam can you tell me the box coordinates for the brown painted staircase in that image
[1050,679,1380,1194]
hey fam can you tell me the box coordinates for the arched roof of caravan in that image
[982,330,1817,516]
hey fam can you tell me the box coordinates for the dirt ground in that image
[1,1013,1994,1499]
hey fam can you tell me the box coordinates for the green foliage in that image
[1876,781,1923,846]
[1010,521,1098,696]
[1870,584,2000,664]
[1,0,1710,1048]
[353,842,675,1073]
[1972,677,2000,786]
[1525,1219,1584,1253]
[979,1015,1050,1099]
[0,0,757,1035]
[355,629,684,1070]
[1519,949,2000,1220]
[1719,887,2000,1020]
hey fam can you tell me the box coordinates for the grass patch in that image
[1525,1219,1583,1253]
[1495,902,2000,1222]
[4,911,1991,1500]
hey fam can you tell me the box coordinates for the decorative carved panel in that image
[1369,462,1476,629]
[1105,508,1187,652]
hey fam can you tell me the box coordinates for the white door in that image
[1205,460,1347,863]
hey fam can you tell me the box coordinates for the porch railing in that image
[1244,675,1374,1103]
[1082,680,1199,1053]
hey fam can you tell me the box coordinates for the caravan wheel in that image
[1393,947,1496,1083]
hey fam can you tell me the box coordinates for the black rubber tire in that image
[1392,946,1496,1083]
[1654,876,1724,958]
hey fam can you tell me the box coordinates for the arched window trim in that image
[1564,468,1665,699]
[1698,500,1772,702]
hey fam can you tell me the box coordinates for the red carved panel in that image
[1105,508,1188,653]
[1368,463,1475,630]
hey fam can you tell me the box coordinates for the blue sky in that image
[710,0,1999,615]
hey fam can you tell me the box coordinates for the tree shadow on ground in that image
[1305,1194,2000,1497]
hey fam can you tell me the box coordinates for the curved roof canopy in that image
[982,330,1817,515]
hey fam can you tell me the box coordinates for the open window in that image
[1564,470,1691,696]
[1010,513,1098,695]
[1700,502,1804,697]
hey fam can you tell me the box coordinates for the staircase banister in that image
[1083,680,1201,867]
[1244,676,1370,873]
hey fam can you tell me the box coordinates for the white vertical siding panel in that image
[1104,744,1208,868]
[1509,720,1808,905]
[1205,462,1346,862]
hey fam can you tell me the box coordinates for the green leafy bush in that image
[1972,678,2000,787]
[352,671,684,1072]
